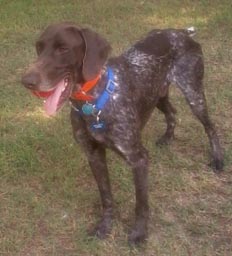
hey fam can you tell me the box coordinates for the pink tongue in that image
[44,79,65,116]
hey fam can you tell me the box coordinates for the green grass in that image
[0,0,232,255]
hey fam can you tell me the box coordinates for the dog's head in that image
[21,22,111,115]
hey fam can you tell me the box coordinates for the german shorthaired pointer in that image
[21,23,223,244]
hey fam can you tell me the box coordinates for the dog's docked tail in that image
[186,26,197,37]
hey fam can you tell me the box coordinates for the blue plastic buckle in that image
[105,79,115,94]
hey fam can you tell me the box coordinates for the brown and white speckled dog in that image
[21,23,223,244]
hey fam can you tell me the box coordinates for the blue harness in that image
[71,67,115,130]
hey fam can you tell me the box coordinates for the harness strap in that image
[95,67,115,111]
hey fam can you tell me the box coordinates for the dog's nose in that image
[21,72,41,89]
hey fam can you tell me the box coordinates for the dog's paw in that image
[209,159,224,173]
[128,227,148,246]
[88,218,112,239]
[156,135,174,146]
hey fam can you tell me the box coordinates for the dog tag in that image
[82,103,94,115]
[91,121,105,131]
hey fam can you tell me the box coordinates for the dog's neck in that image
[71,65,110,102]
[69,67,115,116]
[71,72,103,101]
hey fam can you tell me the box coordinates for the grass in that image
[0,0,232,255]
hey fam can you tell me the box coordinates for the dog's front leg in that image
[126,147,149,245]
[71,112,113,239]
[87,144,113,239]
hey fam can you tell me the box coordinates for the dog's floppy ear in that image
[81,28,111,81]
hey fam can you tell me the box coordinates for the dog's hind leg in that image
[170,53,223,172]
[156,94,177,145]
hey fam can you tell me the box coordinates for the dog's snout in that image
[21,71,41,89]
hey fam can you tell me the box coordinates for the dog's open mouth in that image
[32,77,72,116]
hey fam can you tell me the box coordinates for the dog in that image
[21,22,223,244]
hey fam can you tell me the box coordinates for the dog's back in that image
[106,29,202,125]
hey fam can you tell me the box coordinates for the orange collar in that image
[71,74,101,101]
